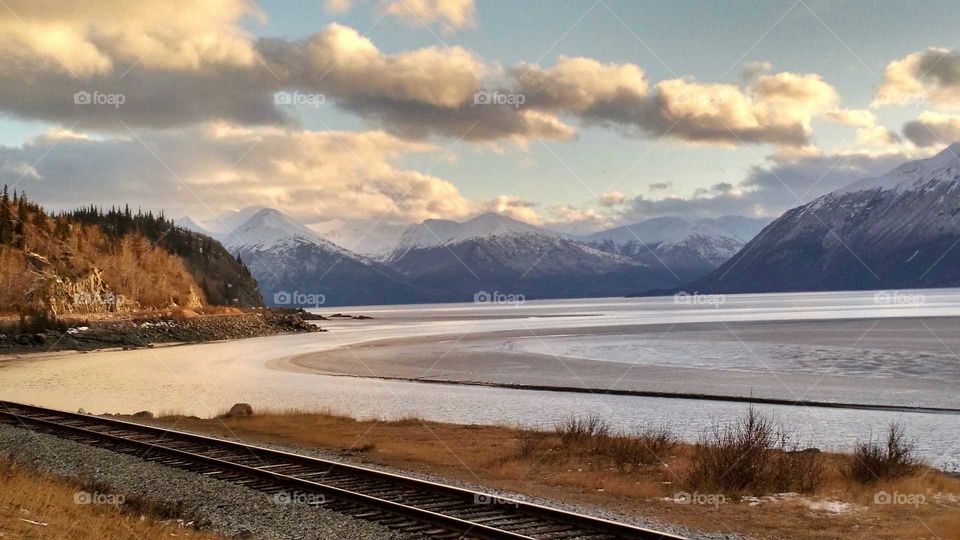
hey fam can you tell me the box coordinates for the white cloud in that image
[0,123,478,223]
[383,0,476,31]
[902,111,960,147]
[873,48,960,109]
[598,191,625,206]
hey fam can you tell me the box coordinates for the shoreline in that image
[282,316,960,412]
[280,368,960,415]
[0,309,320,355]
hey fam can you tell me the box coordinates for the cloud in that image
[0,5,853,150]
[598,191,625,206]
[0,0,262,76]
[383,0,476,31]
[0,123,479,224]
[825,108,876,127]
[873,48,960,109]
[482,195,541,224]
[0,16,576,144]
[614,150,914,223]
[324,0,353,14]
[648,182,670,191]
[514,58,838,147]
[740,61,772,83]
[825,108,900,147]
[902,111,960,147]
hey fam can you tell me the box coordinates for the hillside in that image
[685,143,960,293]
[0,189,262,316]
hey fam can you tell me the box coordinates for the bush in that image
[686,407,822,494]
[514,428,549,459]
[848,423,921,483]
[599,426,675,473]
[554,413,610,446]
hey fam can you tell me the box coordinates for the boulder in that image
[226,403,253,418]
[132,410,154,419]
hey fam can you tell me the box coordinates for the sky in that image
[2,0,960,233]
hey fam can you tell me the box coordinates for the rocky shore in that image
[0,309,321,354]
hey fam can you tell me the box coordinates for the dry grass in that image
[0,457,222,540]
[147,408,960,540]
[687,406,823,494]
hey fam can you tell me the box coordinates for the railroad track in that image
[0,401,685,540]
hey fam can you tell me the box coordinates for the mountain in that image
[223,208,429,307]
[584,216,769,273]
[383,213,680,300]
[314,219,410,259]
[175,216,216,237]
[686,143,960,293]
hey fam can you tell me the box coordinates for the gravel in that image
[0,422,402,540]
[131,423,751,540]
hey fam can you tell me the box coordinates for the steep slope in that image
[687,143,960,293]
[225,208,429,307]
[385,213,679,300]
[584,216,769,273]
[0,196,262,315]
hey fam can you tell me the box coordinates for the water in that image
[1,289,958,468]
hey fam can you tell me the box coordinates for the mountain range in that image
[179,207,765,306]
[687,143,960,293]
[580,216,768,275]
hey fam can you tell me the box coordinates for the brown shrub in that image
[686,407,823,494]
[848,423,922,483]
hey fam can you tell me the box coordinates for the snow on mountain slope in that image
[837,142,960,196]
[688,143,960,293]
[198,206,267,235]
[391,213,549,254]
[584,215,769,269]
[225,208,326,251]
[315,219,410,259]
[175,216,217,237]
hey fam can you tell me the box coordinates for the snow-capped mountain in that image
[384,213,681,299]
[388,213,553,259]
[206,207,427,307]
[584,216,769,270]
[175,216,217,238]
[315,219,410,259]
[225,208,344,253]
[687,143,960,293]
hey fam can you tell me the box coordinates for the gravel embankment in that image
[131,422,748,540]
[0,423,401,540]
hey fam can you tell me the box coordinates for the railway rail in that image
[0,400,686,540]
